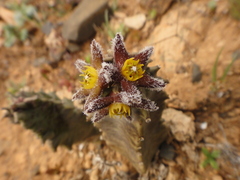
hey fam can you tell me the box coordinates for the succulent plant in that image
[4,91,100,150]
[4,33,169,174]
[73,33,167,122]
[73,33,169,173]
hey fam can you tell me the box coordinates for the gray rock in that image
[232,50,240,61]
[62,0,108,43]
[159,142,175,161]
[162,108,195,142]
[67,42,81,53]
[192,63,202,83]
[41,21,53,35]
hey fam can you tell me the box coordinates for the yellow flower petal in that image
[79,66,98,89]
[121,58,145,81]
[109,103,130,118]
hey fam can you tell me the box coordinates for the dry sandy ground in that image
[0,0,240,179]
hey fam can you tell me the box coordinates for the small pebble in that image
[200,122,208,130]
[192,63,202,83]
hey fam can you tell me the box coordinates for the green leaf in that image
[208,0,217,11]
[212,47,224,83]
[202,147,210,156]
[4,33,17,47]
[201,159,210,168]
[229,0,240,20]
[19,29,28,41]
[7,80,26,95]
[85,54,91,63]
[211,150,220,158]
[14,10,25,26]
[209,159,219,169]
[148,9,157,20]
[24,5,36,18]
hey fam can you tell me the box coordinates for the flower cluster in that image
[72,33,166,122]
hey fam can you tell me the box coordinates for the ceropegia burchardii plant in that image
[72,33,169,173]
[4,33,168,174]
[4,91,100,150]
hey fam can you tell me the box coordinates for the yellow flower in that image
[109,103,130,118]
[80,66,98,89]
[121,58,145,81]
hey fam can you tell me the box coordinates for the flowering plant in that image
[5,33,169,174]
[72,33,167,122]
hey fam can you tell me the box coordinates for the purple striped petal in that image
[72,88,90,101]
[134,46,153,65]
[75,59,89,72]
[91,39,103,69]
[137,74,166,91]
[112,33,129,69]
[85,96,114,113]
[91,108,108,122]
[132,98,158,111]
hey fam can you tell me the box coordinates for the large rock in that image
[124,14,146,30]
[162,108,195,142]
[62,0,108,43]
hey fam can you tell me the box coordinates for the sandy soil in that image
[0,0,240,179]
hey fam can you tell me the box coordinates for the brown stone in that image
[62,0,108,43]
